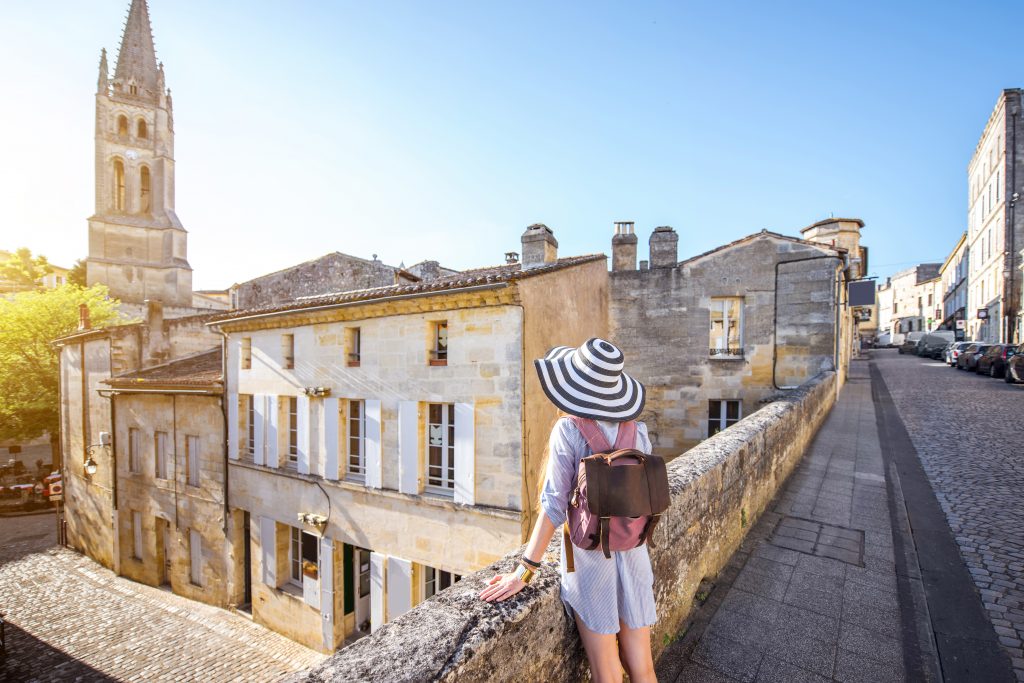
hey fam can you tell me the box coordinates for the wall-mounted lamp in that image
[297,511,328,534]
[303,386,331,397]
[83,431,111,477]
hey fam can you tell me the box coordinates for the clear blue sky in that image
[0,1,1019,290]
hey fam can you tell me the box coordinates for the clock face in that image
[126,150,139,160]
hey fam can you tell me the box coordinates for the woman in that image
[478,338,657,683]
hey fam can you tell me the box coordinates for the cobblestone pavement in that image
[875,349,1024,680]
[657,362,920,682]
[0,512,325,682]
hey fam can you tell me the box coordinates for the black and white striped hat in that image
[534,338,646,422]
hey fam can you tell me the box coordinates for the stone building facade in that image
[882,263,942,337]
[609,218,863,456]
[208,228,607,652]
[939,231,970,338]
[967,88,1024,344]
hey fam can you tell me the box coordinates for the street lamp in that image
[83,431,110,478]
[83,453,99,476]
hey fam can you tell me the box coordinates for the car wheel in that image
[990,365,997,378]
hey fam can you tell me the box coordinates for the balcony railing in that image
[709,347,744,358]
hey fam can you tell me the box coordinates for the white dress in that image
[539,417,659,635]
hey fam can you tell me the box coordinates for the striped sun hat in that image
[534,338,646,422]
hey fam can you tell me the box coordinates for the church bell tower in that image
[87,0,192,308]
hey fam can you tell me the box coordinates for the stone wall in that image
[293,370,837,683]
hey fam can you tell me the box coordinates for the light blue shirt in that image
[539,417,658,634]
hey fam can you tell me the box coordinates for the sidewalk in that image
[655,358,1001,682]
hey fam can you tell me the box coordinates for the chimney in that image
[505,251,519,265]
[520,224,558,268]
[416,260,442,281]
[648,226,679,268]
[78,304,91,331]
[143,299,169,366]
[612,221,638,271]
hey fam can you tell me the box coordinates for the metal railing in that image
[709,347,744,358]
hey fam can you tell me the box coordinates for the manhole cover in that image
[769,516,864,567]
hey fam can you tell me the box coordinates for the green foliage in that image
[0,284,124,443]
[0,247,53,289]
[68,258,88,287]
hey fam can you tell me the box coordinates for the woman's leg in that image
[616,619,656,683]
[574,612,623,683]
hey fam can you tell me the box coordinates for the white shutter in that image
[386,556,413,622]
[227,396,239,461]
[132,511,143,559]
[370,551,386,632]
[320,537,334,649]
[266,395,280,468]
[320,397,339,480]
[253,395,266,466]
[398,401,419,494]
[297,395,311,475]
[260,517,277,586]
[189,528,202,587]
[454,402,475,505]
[365,399,382,489]
[303,554,320,610]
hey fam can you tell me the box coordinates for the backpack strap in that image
[563,522,575,572]
[569,416,611,452]
[613,420,637,450]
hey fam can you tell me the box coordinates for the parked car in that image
[957,344,991,371]
[917,331,956,358]
[899,339,921,355]
[1005,343,1024,383]
[945,341,973,366]
[976,344,1016,378]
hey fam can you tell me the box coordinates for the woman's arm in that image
[479,507,556,602]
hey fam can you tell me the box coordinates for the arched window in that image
[113,159,126,212]
[139,166,151,213]
[137,119,148,139]
[117,115,128,136]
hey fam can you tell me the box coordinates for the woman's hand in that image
[478,572,527,602]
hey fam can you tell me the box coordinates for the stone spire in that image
[113,0,159,100]
[97,48,109,94]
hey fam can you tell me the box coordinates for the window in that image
[347,400,365,479]
[282,334,294,369]
[128,427,142,474]
[241,394,254,459]
[137,118,148,139]
[426,403,455,493]
[129,84,138,95]
[287,397,298,464]
[241,337,252,369]
[113,159,126,212]
[709,297,743,357]
[139,166,151,213]
[189,529,202,587]
[347,327,361,367]
[429,321,448,365]
[155,431,169,480]
[289,526,319,587]
[117,115,128,136]
[708,400,742,437]
[186,435,200,487]
[132,510,143,560]
[423,566,462,600]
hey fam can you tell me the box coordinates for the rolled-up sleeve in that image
[539,418,578,528]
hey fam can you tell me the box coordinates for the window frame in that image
[244,394,255,459]
[347,327,361,367]
[241,337,252,370]
[287,397,298,464]
[288,526,319,588]
[282,334,295,369]
[425,403,456,495]
[185,434,200,487]
[709,297,744,359]
[346,399,366,481]
[429,321,448,366]
[128,427,142,474]
[154,431,169,480]
[707,399,742,437]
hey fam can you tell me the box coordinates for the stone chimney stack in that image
[612,221,638,271]
[649,226,679,268]
[143,299,169,366]
[521,224,558,268]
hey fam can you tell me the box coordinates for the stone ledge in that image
[293,371,838,683]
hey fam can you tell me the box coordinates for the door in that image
[242,512,252,607]
[356,548,371,631]
[160,521,171,586]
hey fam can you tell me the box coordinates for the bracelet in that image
[513,563,535,584]
[520,555,541,569]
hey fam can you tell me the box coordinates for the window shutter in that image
[453,402,475,505]
[398,402,419,494]
[266,395,280,468]
[370,551,385,632]
[253,395,266,466]
[189,528,202,587]
[297,395,311,475]
[227,396,239,461]
[319,537,334,649]
[260,517,276,586]
[320,397,339,480]
[386,556,413,622]
[364,399,382,489]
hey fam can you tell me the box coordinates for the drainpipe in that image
[214,327,231,537]
[772,255,845,390]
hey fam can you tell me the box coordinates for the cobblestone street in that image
[875,349,1024,679]
[0,512,325,682]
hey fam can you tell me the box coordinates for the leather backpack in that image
[563,416,671,572]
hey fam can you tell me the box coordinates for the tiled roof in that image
[105,348,223,388]
[208,254,606,324]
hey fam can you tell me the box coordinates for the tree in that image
[0,284,124,462]
[68,258,88,287]
[0,247,53,290]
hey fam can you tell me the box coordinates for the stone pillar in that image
[612,221,638,271]
[649,226,678,269]
[521,224,558,269]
